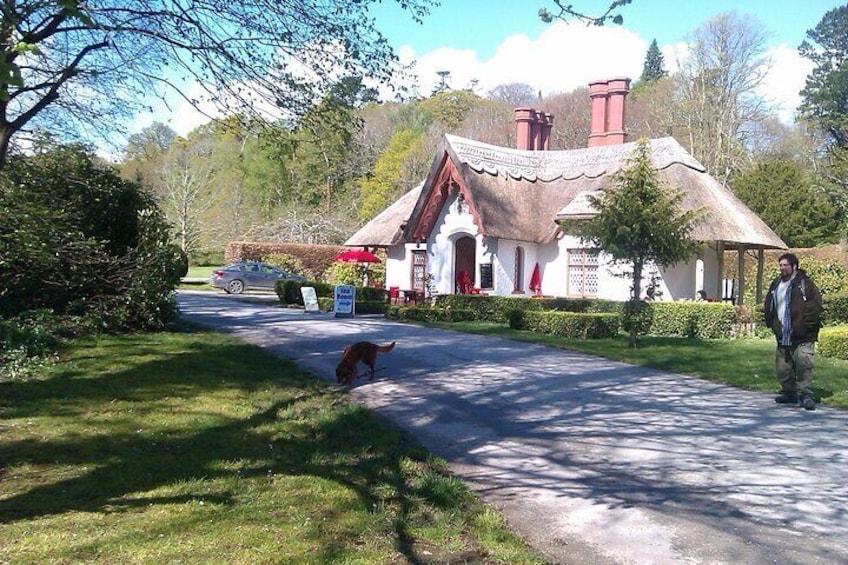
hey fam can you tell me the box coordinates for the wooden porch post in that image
[737,244,746,305]
[756,247,765,304]
[716,241,724,302]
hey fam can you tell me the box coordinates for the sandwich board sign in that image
[300,286,319,313]
[334,285,355,318]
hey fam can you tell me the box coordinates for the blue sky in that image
[348,0,844,125]
[140,1,843,138]
[373,0,837,58]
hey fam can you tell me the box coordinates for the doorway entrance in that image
[454,236,476,293]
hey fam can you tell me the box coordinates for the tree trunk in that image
[0,127,11,171]
[629,261,644,348]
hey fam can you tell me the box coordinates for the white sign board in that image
[300,286,319,313]
[334,285,356,318]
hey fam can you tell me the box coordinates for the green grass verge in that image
[424,321,848,409]
[0,329,545,565]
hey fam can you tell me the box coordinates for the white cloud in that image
[760,44,812,124]
[394,21,647,97]
[124,20,812,141]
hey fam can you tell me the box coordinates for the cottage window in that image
[411,250,427,291]
[568,249,599,296]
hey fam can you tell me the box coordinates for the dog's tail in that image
[377,341,396,352]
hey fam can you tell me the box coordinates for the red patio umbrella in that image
[333,248,381,263]
[529,263,542,296]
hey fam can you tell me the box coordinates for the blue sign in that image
[334,285,356,318]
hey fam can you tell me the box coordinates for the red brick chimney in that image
[514,108,555,150]
[587,77,631,147]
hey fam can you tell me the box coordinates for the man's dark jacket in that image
[763,268,822,345]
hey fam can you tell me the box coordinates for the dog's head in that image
[335,361,355,384]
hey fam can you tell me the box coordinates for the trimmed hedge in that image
[509,310,619,339]
[225,241,343,281]
[434,294,621,323]
[386,306,476,323]
[818,326,848,360]
[636,302,736,339]
[313,297,387,314]
[276,280,385,305]
[823,293,848,326]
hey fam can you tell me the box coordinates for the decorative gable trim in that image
[408,154,484,242]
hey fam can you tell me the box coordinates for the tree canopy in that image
[566,139,700,347]
[731,159,842,248]
[0,0,433,168]
[640,39,667,83]
[798,5,848,150]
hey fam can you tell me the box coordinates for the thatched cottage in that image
[345,78,786,304]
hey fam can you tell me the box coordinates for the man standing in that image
[763,253,822,410]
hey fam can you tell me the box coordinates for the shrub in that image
[0,142,183,330]
[823,293,848,326]
[276,280,383,307]
[385,306,475,322]
[434,295,622,323]
[637,302,736,339]
[518,311,620,339]
[818,326,848,360]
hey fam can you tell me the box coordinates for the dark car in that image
[210,262,307,294]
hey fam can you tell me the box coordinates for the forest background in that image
[116,9,847,266]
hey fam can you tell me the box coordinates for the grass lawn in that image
[425,320,848,409]
[0,328,545,565]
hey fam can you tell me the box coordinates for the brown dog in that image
[335,341,396,387]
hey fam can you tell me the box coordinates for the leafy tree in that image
[732,159,841,247]
[418,90,485,129]
[640,39,667,83]
[798,5,848,150]
[565,139,700,347]
[0,141,184,328]
[0,0,433,168]
[359,129,424,221]
[124,123,177,162]
[487,83,538,107]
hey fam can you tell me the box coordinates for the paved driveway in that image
[178,291,848,564]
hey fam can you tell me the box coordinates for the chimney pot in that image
[587,80,609,148]
[514,107,535,150]
[604,77,631,145]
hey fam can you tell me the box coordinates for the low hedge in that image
[818,326,848,360]
[509,310,620,339]
[386,306,476,323]
[276,280,385,305]
[823,293,848,326]
[434,295,621,322]
[633,302,737,339]
[314,297,386,314]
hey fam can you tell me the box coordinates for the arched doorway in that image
[454,236,476,294]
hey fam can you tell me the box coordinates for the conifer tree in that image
[640,39,667,83]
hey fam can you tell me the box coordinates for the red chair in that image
[388,286,400,305]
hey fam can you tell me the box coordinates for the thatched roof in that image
[344,183,423,247]
[348,134,787,250]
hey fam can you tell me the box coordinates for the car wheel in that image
[227,279,245,294]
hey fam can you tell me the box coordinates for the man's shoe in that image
[774,392,798,404]
[801,396,816,411]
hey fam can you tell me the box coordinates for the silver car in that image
[210,262,307,294]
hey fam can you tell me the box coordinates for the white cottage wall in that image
[385,244,413,291]
[428,193,479,296]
